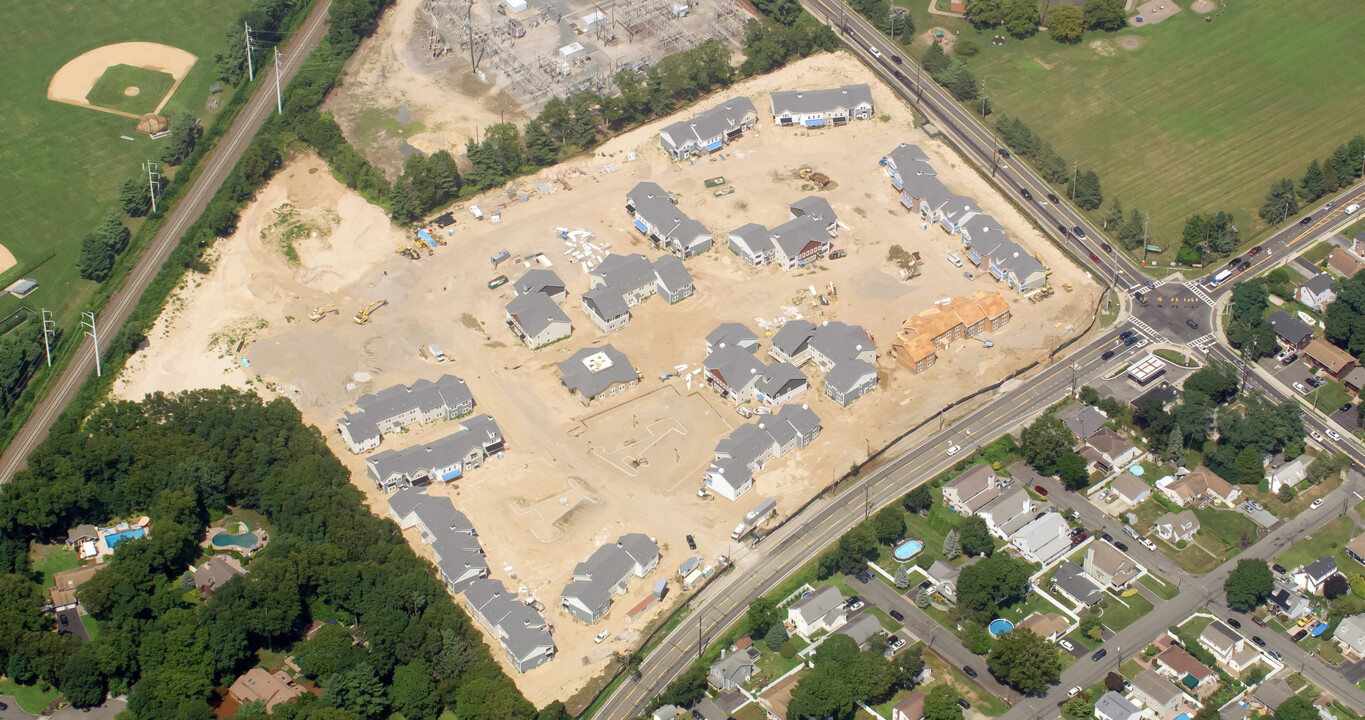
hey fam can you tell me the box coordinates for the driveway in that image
[1237,502,1280,528]
[0,697,38,720]
[50,697,125,720]
[55,607,88,642]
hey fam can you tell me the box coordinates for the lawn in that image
[1306,381,1353,416]
[30,544,81,588]
[0,677,60,714]
[1139,573,1179,601]
[1153,349,1190,366]
[1303,242,1334,265]
[923,650,1010,716]
[1193,507,1260,557]
[1275,515,1357,571]
[80,613,101,641]
[1160,538,1221,575]
[85,64,176,115]
[0,0,251,326]
[1244,472,1343,521]
[1119,658,1144,680]
[895,0,1365,264]
[1099,590,1153,632]
[1317,642,1345,666]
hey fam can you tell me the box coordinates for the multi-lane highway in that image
[0,1,335,484]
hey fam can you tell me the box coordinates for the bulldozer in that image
[797,167,831,188]
[396,245,420,260]
[308,304,338,322]
[353,299,388,325]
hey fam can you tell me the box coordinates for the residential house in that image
[1294,556,1340,595]
[834,612,885,649]
[891,691,927,720]
[582,253,695,332]
[365,415,504,492]
[191,555,245,596]
[1155,510,1200,543]
[625,182,713,258]
[769,216,832,270]
[1158,466,1241,507]
[767,319,879,405]
[693,692,747,720]
[825,359,879,406]
[977,486,1035,539]
[228,669,309,714]
[561,534,661,624]
[941,464,1002,515]
[1253,678,1296,712]
[705,322,760,354]
[1154,646,1218,695]
[704,344,809,408]
[703,405,821,501]
[1269,454,1311,493]
[1062,405,1109,440]
[558,345,640,405]
[1345,367,1365,395]
[786,585,847,637]
[1304,337,1356,380]
[49,562,107,611]
[1054,561,1103,607]
[512,268,568,302]
[1018,612,1070,642]
[1111,471,1151,506]
[1200,620,1261,672]
[1266,311,1314,350]
[337,375,475,453]
[927,560,960,604]
[963,221,1049,291]
[770,84,874,126]
[1089,429,1144,474]
[1084,542,1140,589]
[1131,669,1184,717]
[67,524,98,548]
[1011,513,1073,566]
[881,143,936,185]
[465,578,556,672]
[789,196,839,236]
[1297,273,1338,313]
[581,286,632,333]
[505,292,573,349]
[709,646,761,690]
[890,292,1012,373]
[937,195,982,235]
[1336,615,1365,657]
[1094,691,1142,720]
[658,97,757,160]
[728,223,775,267]
[388,487,489,593]
[1348,533,1365,566]
[1329,247,1365,279]
[1268,581,1312,619]
[653,255,695,303]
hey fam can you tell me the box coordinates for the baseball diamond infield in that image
[84,64,176,116]
[48,42,196,119]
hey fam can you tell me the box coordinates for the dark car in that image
[58,629,71,636]
[1091,649,1107,661]
[1124,335,1139,346]
[1075,226,1087,239]
[1089,252,1101,263]
[1227,618,1241,629]
[998,148,1010,158]
[1301,216,1313,225]
[686,534,696,550]
[1252,636,1266,647]
[893,70,906,81]
[1101,242,1112,253]
[1343,403,1355,413]
[890,609,905,622]
[1186,319,1199,329]
[1292,629,1308,642]
[856,569,873,583]
[1034,485,1048,496]
[891,54,903,65]
[1239,259,1252,270]
[1272,564,1287,574]
[957,699,971,710]
[1249,245,1263,256]
[0,701,8,711]
[1282,353,1298,365]
[1021,188,1033,201]
[1058,224,1070,236]
[1114,541,1129,551]
[1101,532,1113,542]
[1120,330,1136,340]
[963,666,978,678]
[1253,615,1269,628]
[1047,192,1060,204]
[1306,375,1324,388]
[1102,350,1116,360]
[59,614,68,626]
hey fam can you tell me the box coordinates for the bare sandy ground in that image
[114,52,1101,704]
[0,245,15,275]
[48,42,197,117]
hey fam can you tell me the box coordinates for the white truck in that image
[731,497,778,540]
[946,251,962,268]
[428,344,446,361]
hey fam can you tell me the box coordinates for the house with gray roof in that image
[978,486,1035,539]
[709,646,761,691]
[652,255,694,303]
[1131,668,1184,717]
[835,612,885,649]
[1011,512,1072,566]
[789,196,838,236]
[753,361,809,406]
[1335,614,1365,657]
[882,143,936,185]
[942,464,1002,515]
[338,375,475,453]
[582,253,695,332]
[1094,691,1141,720]
[787,585,847,637]
[582,286,632,333]
[1061,405,1109,440]
[971,232,1048,292]
[1156,510,1199,543]
[703,342,810,408]
[770,84,873,127]
[706,323,760,354]
[768,320,879,405]
[388,487,488,592]
[704,405,821,501]
[826,359,878,406]
[937,195,982,234]
[1267,311,1314,350]
[658,97,757,160]
[927,560,960,603]
[465,578,555,672]
[1053,561,1103,607]
[959,213,1006,249]
[1296,272,1337,313]
[558,345,639,405]
[513,269,568,302]
[366,414,504,492]
[901,172,952,219]
[506,292,573,349]
[560,533,661,624]
[625,182,713,258]
[769,216,831,270]
[1294,556,1340,595]
[728,223,775,267]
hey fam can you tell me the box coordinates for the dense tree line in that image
[1225,281,1278,361]
[1174,210,1238,265]
[77,212,131,282]
[955,553,1031,622]
[922,42,980,102]
[993,114,1073,188]
[785,634,925,720]
[1325,270,1365,356]
[1020,414,1087,487]
[216,0,302,84]
[1260,135,1365,225]
[0,389,544,719]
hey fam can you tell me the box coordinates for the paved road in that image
[0,0,334,484]
[0,697,37,720]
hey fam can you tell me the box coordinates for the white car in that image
[1293,382,1308,394]
[1140,538,1157,551]
[1327,429,1342,441]
[1347,203,1361,215]
[594,630,610,644]
[1068,686,1083,697]
[846,600,865,612]
[1311,430,1324,442]
[946,445,962,456]
[1135,339,1149,349]
[1059,639,1075,652]
[1311,499,1325,510]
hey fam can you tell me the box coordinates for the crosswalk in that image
[1186,332,1217,354]
[1126,317,1167,344]
[1183,281,1216,307]
[1124,281,1164,298]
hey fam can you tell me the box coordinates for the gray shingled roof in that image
[705,344,767,391]
[885,143,935,176]
[809,321,873,363]
[940,195,982,224]
[1094,691,1140,720]
[1300,273,1336,296]
[790,584,842,619]
[962,213,1007,242]
[513,268,566,297]
[652,254,693,293]
[790,196,837,227]
[368,415,502,482]
[825,359,876,396]
[769,217,828,258]
[715,423,775,464]
[564,534,660,614]
[901,172,949,203]
[1054,561,1103,605]
[771,320,818,358]
[706,323,759,352]
[506,292,570,337]
[593,253,656,294]
[729,223,772,255]
[660,97,757,150]
[582,286,630,322]
[1267,311,1313,344]
[1304,556,1338,579]
[558,345,638,399]
[770,84,873,116]
[834,612,883,647]
[754,362,807,399]
[341,375,474,444]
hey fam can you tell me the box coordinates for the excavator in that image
[396,245,420,260]
[308,304,338,322]
[353,299,388,325]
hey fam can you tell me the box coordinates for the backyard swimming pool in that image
[104,527,146,547]
[988,619,1014,637]
[892,539,924,562]
[210,521,262,551]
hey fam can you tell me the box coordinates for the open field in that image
[0,0,250,324]
[84,64,176,116]
[112,52,1100,703]
[888,0,1365,265]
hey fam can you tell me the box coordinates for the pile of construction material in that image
[557,227,611,271]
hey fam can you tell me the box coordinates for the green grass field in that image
[85,64,176,115]
[30,544,80,587]
[1276,515,1356,571]
[0,0,250,325]
[890,0,1365,265]
[0,677,59,714]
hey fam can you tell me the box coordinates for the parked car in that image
[1020,188,1033,201]
[1071,532,1088,545]
[957,699,971,710]
[1068,686,1083,697]
[1292,629,1307,642]
[1293,382,1308,394]
[890,609,905,622]
[1034,485,1048,496]
[856,570,874,584]
[1311,499,1325,510]
[1306,375,1324,388]
[829,249,848,259]
[1060,639,1075,652]
[1282,353,1298,365]
[1253,615,1268,628]
[963,666,978,678]
[1271,565,1287,576]
[1341,403,1354,413]
[845,596,864,611]
[686,534,696,550]
[1091,649,1107,661]
[1227,618,1241,629]
[1114,541,1129,552]
[1252,636,1266,647]
[963,271,975,280]
[1140,538,1156,551]
[58,614,68,626]
[1102,350,1116,360]
[1271,649,1283,661]
[595,630,610,643]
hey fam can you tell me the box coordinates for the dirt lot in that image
[115,51,1099,703]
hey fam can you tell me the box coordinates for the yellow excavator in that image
[353,299,388,325]
[309,304,338,322]
[396,245,419,259]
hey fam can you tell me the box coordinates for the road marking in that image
[1183,281,1216,307]
[1126,317,1166,344]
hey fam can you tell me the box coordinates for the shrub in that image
[780,641,796,658]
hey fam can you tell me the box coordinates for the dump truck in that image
[798,167,831,188]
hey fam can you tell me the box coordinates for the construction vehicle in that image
[704,176,726,188]
[353,300,388,325]
[413,240,433,257]
[798,167,831,188]
[308,304,338,322]
[396,245,419,259]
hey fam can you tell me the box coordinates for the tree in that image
[894,645,925,689]
[922,41,950,76]
[764,622,788,652]
[1235,446,1266,486]
[1083,0,1125,30]
[1022,415,1073,474]
[1230,281,1269,325]
[524,121,558,167]
[922,685,964,720]
[835,525,879,575]
[747,596,781,639]
[388,179,421,224]
[1103,197,1124,230]
[1056,452,1089,490]
[78,232,115,281]
[1166,428,1184,465]
[1077,612,1102,642]
[1277,484,1295,503]
[1259,178,1298,224]
[1080,386,1101,405]
[962,0,1004,25]
[427,150,462,202]
[895,565,912,590]
[903,486,932,513]
[1275,696,1320,720]
[958,516,994,558]
[987,629,1061,694]
[872,505,905,543]
[943,529,962,560]
[1224,559,1273,611]
[1003,0,1039,37]
[1062,691,1096,720]
[1323,574,1350,600]
[1071,170,1103,210]
[1323,158,1340,193]
[1048,5,1084,42]
[1118,208,1145,250]
[389,660,439,720]
[161,113,203,165]
[956,553,1030,621]
[119,175,153,217]
[883,8,915,41]
[60,649,107,709]
[1300,159,1325,202]
[950,70,978,102]
[916,587,932,608]
[325,664,387,720]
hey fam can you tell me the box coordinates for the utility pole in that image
[145,161,161,213]
[1071,363,1078,398]
[1283,198,1290,225]
[244,22,254,81]
[273,48,283,115]
[81,312,101,378]
[41,309,55,367]
[697,616,703,661]
[1071,161,1078,203]
[864,483,871,520]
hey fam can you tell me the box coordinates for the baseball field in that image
[0,0,250,324]
[892,0,1365,264]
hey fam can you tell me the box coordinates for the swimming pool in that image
[988,619,1014,637]
[892,539,925,562]
[104,527,146,547]
[211,522,261,551]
